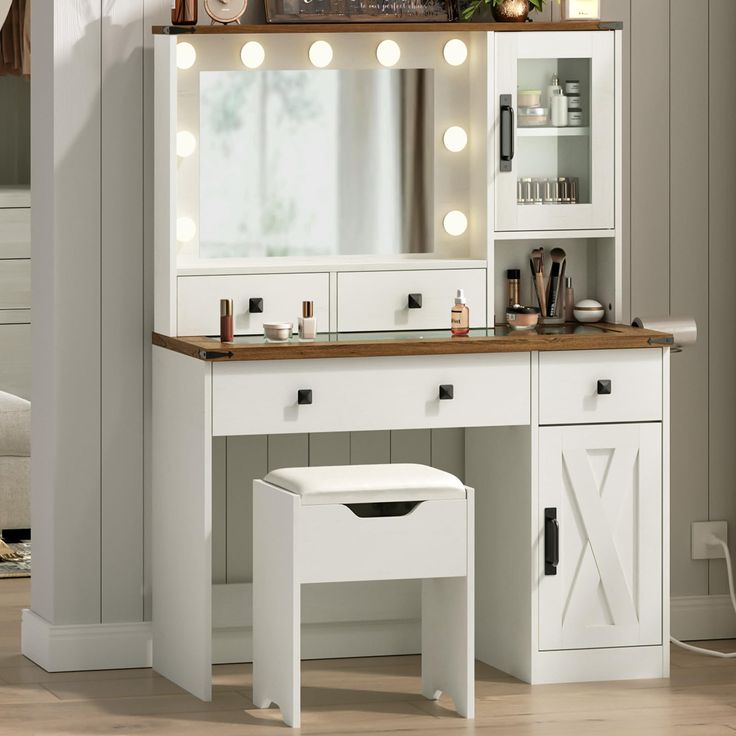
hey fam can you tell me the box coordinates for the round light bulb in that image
[443,38,468,67]
[240,41,265,69]
[309,40,333,68]
[443,126,468,153]
[443,210,468,237]
[376,39,401,67]
[176,42,197,70]
[176,131,197,158]
[176,216,196,243]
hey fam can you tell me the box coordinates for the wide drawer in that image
[337,269,486,332]
[299,499,468,584]
[177,273,329,336]
[212,353,530,436]
[0,259,31,310]
[539,349,662,425]
[0,209,31,259]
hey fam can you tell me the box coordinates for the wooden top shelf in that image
[153,324,671,363]
[152,20,622,35]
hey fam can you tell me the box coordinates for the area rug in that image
[0,539,30,578]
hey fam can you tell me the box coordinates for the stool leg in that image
[253,482,301,728]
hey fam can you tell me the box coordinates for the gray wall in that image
[30,0,736,631]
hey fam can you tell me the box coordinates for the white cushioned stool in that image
[252,463,474,728]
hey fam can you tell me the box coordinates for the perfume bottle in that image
[298,301,316,341]
[171,0,197,25]
[563,277,575,322]
[220,299,234,342]
[451,289,470,336]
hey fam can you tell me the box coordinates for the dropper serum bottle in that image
[451,289,470,336]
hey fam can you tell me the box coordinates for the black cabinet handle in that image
[297,389,312,405]
[439,384,454,401]
[500,94,515,173]
[544,508,559,576]
[408,293,423,309]
[597,379,612,395]
[249,297,264,314]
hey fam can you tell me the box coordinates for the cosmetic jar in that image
[568,108,583,127]
[573,299,605,323]
[506,305,541,330]
[566,94,582,109]
[517,89,541,107]
[518,106,549,127]
[564,80,581,95]
[264,322,293,342]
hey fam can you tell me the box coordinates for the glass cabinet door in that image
[494,32,615,232]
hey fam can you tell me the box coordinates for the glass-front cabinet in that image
[494,31,615,232]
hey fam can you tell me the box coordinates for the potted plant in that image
[462,0,547,22]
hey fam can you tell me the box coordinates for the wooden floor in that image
[3,579,736,735]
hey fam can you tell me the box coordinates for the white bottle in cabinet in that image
[494,31,616,232]
[538,423,662,652]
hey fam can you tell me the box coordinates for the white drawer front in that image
[177,273,329,336]
[539,349,662,425]
[213,353,530,436]
[0,209,31,259]
[0,259,31,310]
[337,269,486,332]
[299,499,467,584]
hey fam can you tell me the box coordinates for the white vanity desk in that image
[150,20,671,704]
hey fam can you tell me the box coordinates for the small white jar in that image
[573,299,605,323]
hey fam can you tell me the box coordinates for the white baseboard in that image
[671,595,736,641]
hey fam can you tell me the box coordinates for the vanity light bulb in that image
[240,41,265,69]
[376,40,401,67]
[442,38,468,67]
[443,126,468,153]
[176,131,197,158]
[443,210,468,237]
[176,42,197,70]
[176,217,196,243]
[309,40,333,68]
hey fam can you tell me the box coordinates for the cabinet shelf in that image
[517,127,590,138]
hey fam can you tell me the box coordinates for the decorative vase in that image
[491,0,530,21]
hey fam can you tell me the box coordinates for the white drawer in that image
[0,209,30,259]
[539,349,662,425]
[299,499,467,584]
[0,259,31,310]
[213,353,530,436]
[177,273,329,336]
[337,269,486,332]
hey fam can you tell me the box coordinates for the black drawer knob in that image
[439,384,454,401]
[297,389,313,405]
[597,380,612,396]
[249,297,264,314]
[408,293,423,309]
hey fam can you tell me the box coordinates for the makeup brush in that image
[547,247,566,318]
[531,247,547,317]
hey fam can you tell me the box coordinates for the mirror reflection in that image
[199,69,434,259]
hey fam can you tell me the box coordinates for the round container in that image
[506,305,541,330]
[566,94,582,109]
[263,322,293,342]
[517,89,541,107]
[573,299,605,323]
[564,80,581,95]
[568,108,583,127]
[518,106,549,127]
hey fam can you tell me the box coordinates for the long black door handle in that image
[500,94,515,172]
[545,508,559,575]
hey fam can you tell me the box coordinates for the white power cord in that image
[670,536,736,658]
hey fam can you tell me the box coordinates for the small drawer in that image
[539,349,662,425]
[299,499,468,584]
[337,269,486,332]
[0,259,31,310]
[177,273,329,336]
[0,209,31,259]
[212,353,530,436]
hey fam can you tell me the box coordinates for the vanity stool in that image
[252,463,475,728]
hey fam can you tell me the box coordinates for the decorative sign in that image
[265,0,457,23]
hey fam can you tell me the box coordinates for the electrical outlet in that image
[692,521,728,560]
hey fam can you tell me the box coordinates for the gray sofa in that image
[0,391,30,532]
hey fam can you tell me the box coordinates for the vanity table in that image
[151,21,671,703]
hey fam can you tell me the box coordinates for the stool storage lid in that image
[264,463,466,506]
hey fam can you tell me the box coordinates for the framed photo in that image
[265,0,458,23]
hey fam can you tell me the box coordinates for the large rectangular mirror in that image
[199,69,434,259]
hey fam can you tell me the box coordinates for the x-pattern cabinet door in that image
[538,423,662,651]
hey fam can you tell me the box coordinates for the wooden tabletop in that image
[153,324,672,362]
[152,21,621,35]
